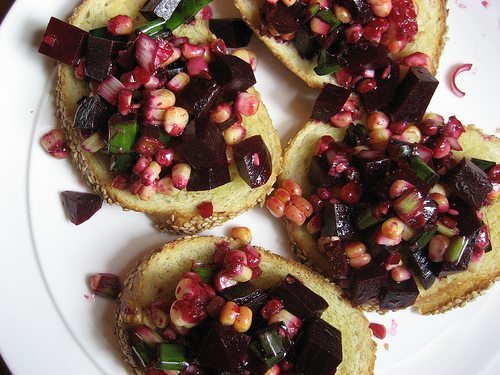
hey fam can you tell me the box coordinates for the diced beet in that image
[376,160,431,199]
[311,84,351,121]
[308,155,337,188]
[61,191,103,225]
[338,42,391,73]
[196,322,250,372]
[352,150,390,187]
[393,188,424,226]
[343,124,368,148]
[407,249,436,290]
[219,282,267,312]
[187,166,231,191]
[155,59,186,84]
[450,198,482,236]
[436,241,474,278]
[209,19,253,48]
[73,96,113,132]
[320,202,354,240]
[140,123,170,144]
[350,263,387,306]
[269,274,328,321]
[84,35,124,81]
[38,17,88,65]
[116,42,137,71]
[260,1,306,35]
[176,117,226,168]
[295,318,342,375]
[208,55,256,99]
[379,277,419,310]
[421,197,437,225]
[337,0,374,23]
[176,77,222,118]
[294,26,321,60]
[359,62,399,112]
[389,66,438,122]
[445,159,493,210]
[140,0,182,20]
[232,135,273,189]
[325,241,350,279]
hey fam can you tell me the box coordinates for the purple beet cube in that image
[73,95,113,131]
[407,249,436,290]
[209,19,253,48]
[61,191,103,225]
[337,0,374,24]
[445,159,493,210]
[359,62,399,112]
[436,241,474,278]
[176,77,221,118]
[186,166,231,191]
[140,0,182,20]
[311,84,351,121]
[219,282,268,312]
[352,150,390,187]
[450,197,483,236]
[84,35,124,81]
[232,135,273,189]
[295,318,343,375]
[325,241,350,279]
[196,322,250,372]
[379,277,419,310]
[269,274,328,321]
[260,1,306,35]
[320,203,354,240]
[338,42,391,73]
[389,66,439,122]
[308,155,338,188]
[38,17,88,65]
[350,263,387,307]
[208,55,256,99]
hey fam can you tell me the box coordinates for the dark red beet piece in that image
[73,96,113,132]
[232,135,272,189]
[186,166,231,191]
[311,84,351,121]
[116,42,137,71]
[176,77,222,118]
[338,42,391,73]
[84,35,125,81]
[308,155,338,188]
[140,0,182,20]
[269,274,328,321]
[293,26,321,60]
[352,150,391,187]
[208,55,256,100]
[375,160,431,199]
[337,0,374,24]
[209,19,253,48]
[320,202,355,240]
[407,249,436,290]
[61,191,103,225]
[155,59,186,84]
[379,277,419,310]
[38,17,88,66]
[196,322,250,372]
[389,66,438,122]
[325,241,350,279]
[295,318,342,375]
[445,159,493,210]
[219,282,267,312]
[359,62,399,112]
[260,1,306,35]
[350,263,387,306]
[450,197,483,236]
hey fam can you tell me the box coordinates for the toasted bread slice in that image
[280,121,500,314]
[56,0,281,234]
[234,0,448,88]
[116,236,376,374]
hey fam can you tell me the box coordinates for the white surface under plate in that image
[0,0,499,374]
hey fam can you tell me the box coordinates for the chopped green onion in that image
[164,0,213,31]
[136,18,167,36]
[258,328,286,358]
[194,267,214,283]
[471,158,496,173]
[108,118,138,154]
[110,154,134,172]
[314,62,342,76]
[436,220,459,238]
[316,9,340,27]
[409,156,439,186]
[308,3,320,16]
[156,343,188,371]
[90,26,108,38]
[355,205,383,230]
[131,340,155,368]
[444,236,470,264]
[411,226,437,251]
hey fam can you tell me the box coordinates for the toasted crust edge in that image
[280,122,500,314]
[234,0,448,88]
[56,0,282,234]
[116,236,376,375]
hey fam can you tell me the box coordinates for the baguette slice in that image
[116,236,376,374]
[56,0,281,234]
[234,0,448,88]
[280,121,500,314]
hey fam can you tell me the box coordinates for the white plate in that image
[0,0,499,374]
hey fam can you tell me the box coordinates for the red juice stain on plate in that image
[388,319,398,336]
[481,1,489,8]
[454,0,466,8]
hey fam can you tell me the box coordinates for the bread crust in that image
[56,0,282,234]
[280,121,500,314]
[116,236,376,374]
[234,0,448,88]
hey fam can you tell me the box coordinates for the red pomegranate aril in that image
[391,266,411,282]
[357,78,377,94]
[340,182,362,204]
[350,253,371,269]
[433,137,451,159]
[108,15,133,35]
[209,38,227,56]
[290,195,313,217]
[187,56,208,76]
[310,17,330,35]
[90,273,121,299]
[197,201,214,218]
[385,252,402,271]
[315,135,335,155]
[284,204,306,226]
[261,299,283,320]
[330,111,352,128]
[266,196,285,218]
[112,174,129,190]
[281,179,302,196]
[155,148,174,167]
[224,250,248,266]
[172,163,191,190]
[306,214,322,234]
[429,234,450,262]
[369,322,387,339]
[430,192,449,213]
[41,128,68,159]
[181,43,206,59]
[346,24,363,43]
[235,92,260,117]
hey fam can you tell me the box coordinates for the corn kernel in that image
[233,306,252,332]
[220,301,239,326]
[230,227,252,244]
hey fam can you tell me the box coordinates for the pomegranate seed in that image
[310,17,330,35]
[266,196,285,218]
[172,163,191,190]
[223,123,246,145]
[315,135,335,155]
[211,102,232,124]
[340,182,363,204]
[90,273,121,299]
[40,128,69,159]
[344,240,367,259]
[429,234,450,262]
[487,165,500,184]
[345,24,363,43]
[187,56,208,76]
[357,78,377,93]
[284,204,307,226]
[235,92,260,117]
[167,72,190,92]
[317,187,331,200]
[367,111,390,130]
[224,250,248,266]
[112,175,129,190]
[391,266,411,282]
[433,137,451,159]
[330,111,352,128]
[389,179,414,199]
[107,15,133,36]
[385,252,402,271]
[164,106,189,136]
[209,38,227,56]
[369,322,387,339]
[157,176,180,196]
[281,179,302,196]
[155,148,174,167]
[306,214,322,234]
[350,253,372,269]
[197,201,214,218]
[231,49,258,71]
[261,299,284,320]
